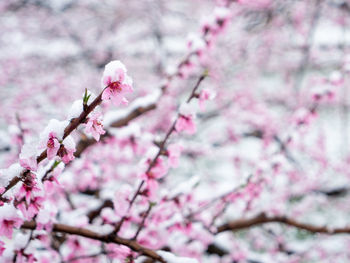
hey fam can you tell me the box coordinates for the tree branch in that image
[21,221,166,262]
[1,91,105,199]
[217,213,350,234]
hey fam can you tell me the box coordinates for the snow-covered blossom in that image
[187,34,206,56]
[201,6,231,36]
[19,142,38,171]
[57,136,76,164]
[45,132,60,160]
[311,86,335,102]
[175,105,197,136]
[142,158,169,198]
[101,60,133,106]
[84,112,106,141]
[328,71,343,86]
[214,7,231,28]
[16,173,40,205]
[0,241,4,256]
[0,204,23,238]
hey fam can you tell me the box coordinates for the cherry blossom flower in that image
[141,158,169,198]
[101,60,133,106]
[0,241,5,256]
[46,132,60,160]
[292,108,317,127]
[17,196,44,220]
[19,158,37,172]
[16,173,40,204]
[84,112,106,141]
[0,204,23,238]
[176,115,196,135]
[57,136,76,164]
[311,86,335,102]
[214,7,231,31]
[175,104,197,135]
[19,142,38,171]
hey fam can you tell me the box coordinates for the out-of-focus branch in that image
[21,221,166,262]
[216,212,350,234]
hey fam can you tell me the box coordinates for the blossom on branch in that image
[175,104,197,135]
[101,60,133,106]
[46,132,60,160]
[0,204,23,238]
[84,112,106,141]
[57,136,76,164]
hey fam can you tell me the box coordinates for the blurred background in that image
[2,0,350,261]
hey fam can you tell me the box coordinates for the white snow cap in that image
[0,163,22,188]
[179,103,196,116]
[40,119,69,141]
[0,203,20,220]
[14,233,30,250]
[19,141,38,161]
[157,251,199,263]
[67,100,83,119]
[187,33,206,52]
[62,135,76,150]
[214,7,231,20]
[101,60,133,88]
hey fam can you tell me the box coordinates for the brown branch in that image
[217,213,350,234]
[21,221,166,262]
[87,199,114,223]
[133,202,153,240]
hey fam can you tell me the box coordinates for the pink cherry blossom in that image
[46,132,60,160]
[106,244,133,260]
[57,146,75,164]
[16,173,40,204]
[175,114,196,135]
[101,60,133,106]
[0,205,23,238]
[141,158,168,198]
[0,240,4,256]
[17,196,44,220]
[19,157,37,171]
[57,136,76,164]
[84,112,106,141]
